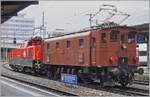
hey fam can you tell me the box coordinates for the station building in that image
[131,23,149,70]
[0,15,34,60]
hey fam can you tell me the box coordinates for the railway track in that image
[1,64,77,96]
[114,86,149,96]
[2,63,149,96]
[80,83,149,96]
[134,80,149,86]
[1,75,76,96]
[1,63,108,96]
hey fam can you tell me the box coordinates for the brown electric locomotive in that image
[9,25,139,87]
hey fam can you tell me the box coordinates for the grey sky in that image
[19,1,149,33]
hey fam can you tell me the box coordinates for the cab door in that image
[44,42,50,64]
[99,32,107,66]
[91,37,97,66]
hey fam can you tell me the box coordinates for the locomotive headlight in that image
[109,56,117,64]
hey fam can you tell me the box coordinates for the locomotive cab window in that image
[101,33,106,43]
[56,41,60,48]
[79,39,84,48]
[92,37,96,48]
[110,30,119,42]
[67,40,71,48]
[121,33,125,43]
[128,32,135,43]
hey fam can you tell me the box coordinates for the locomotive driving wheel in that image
[119,75,128,87]
[118,68,129,87]
[46,70,53,78]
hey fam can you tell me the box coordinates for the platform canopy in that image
[1,1,38,23]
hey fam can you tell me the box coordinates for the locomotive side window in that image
[92,37,96,48]
[47,42,50,49]
[128,32,135,43]
[67,40,71,48]
[101,33,106,43]
[79,39,84,48]
[121,33,125,43]
[110,30,118,42]
[56,41,60,48]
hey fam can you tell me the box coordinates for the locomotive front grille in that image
[118,57,128,68]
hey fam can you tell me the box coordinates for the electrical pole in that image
[3,33,5,61]
[42,11,45,38]
[0,1,1,63]
[0,24,1,62]
[6,31,8,61]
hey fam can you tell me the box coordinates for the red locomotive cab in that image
[26,45,42,61]
[23,37,43,62]
[34,45,42,61]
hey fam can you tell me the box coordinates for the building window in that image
[56,41,60,48]
[128,32,135,43]
[79,39,84,48]
[67,40,71,48]
[110,30,118,42]
[139,51,147,56]
[13,38,16,44]
[47,42,50,49]
[92,37,96,48]
[101,33,106,43]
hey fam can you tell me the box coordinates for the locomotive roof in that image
[45,31,91,42]
[44,25,136,42]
